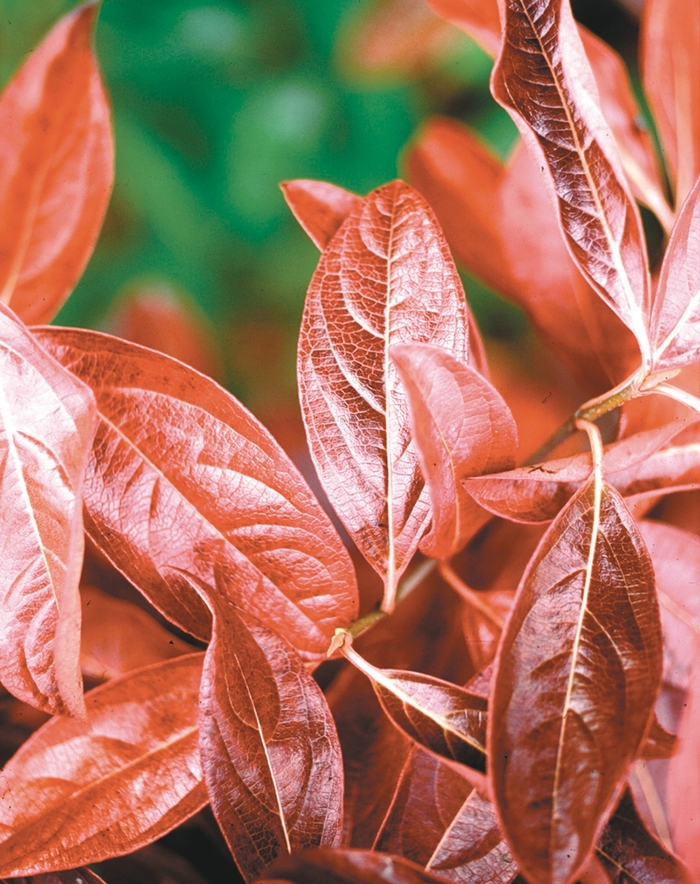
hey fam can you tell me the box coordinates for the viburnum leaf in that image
[0,654,207,876]
[425,0,502,55]
[195,582,343,883]
[490,478,663,884]
[1,869,108,884]
[0,2,113,325]
[280,179,362,251]
[492,0,651,364]
[651,176,700,372]
[260,848,453,884]
[391,342,517,558]
[597,790,689,884]
[340,637,487,772]
[297,180,471,610]
[0,304,96,717]
[35,328,358,656]
[642,0,700,207]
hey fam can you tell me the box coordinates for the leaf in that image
[80,585,195,681]
[298,180,472,609]
[0,304,96,717]
[261,849,453,884]
[490,478,663,884]
[0,3,113,325]
[391,342,517,558]
[651,176,700,372]
[426,0,502,55]
[281,180,362,251]
[341,640,488,772]
[640,715,677,762]
[0,654,207,876]
[196,586,343,883]
[35,327,358,656]
[642,0,700,207]
[597,790,689,884]
[492,0,651,363]
[2,870,108,884]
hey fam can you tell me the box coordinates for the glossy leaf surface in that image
[642,0,700,206]
[281,180,361,251]
[391,342,517,558]
[198,593,343,882]
[492,0,651,360]
[262,848,451,884]
[0,3,113,324]
[490,479,662,884]
[651,176,700,371]
[0,654,207,876]
[298,180,471,606]
[0,304,96,717]
[36,328,358,655]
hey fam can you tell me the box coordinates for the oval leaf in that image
[262,848,452,884]
[35,328,358,656]
[0,304,96,717]
[391,342,517,558]
[281,180,362,251]
[0,653,207,876]
[492,0,651,362]
[490,478,663,884]
[0,3,113,325]
[298,180,471,609]
[197,590,343,882]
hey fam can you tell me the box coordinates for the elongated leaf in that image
[262,849,452,884]
[492,0,651,361]
[0,305,96,716]
[0,654,207,876]
[490,478,663,884]
[197,589,343,883]
[642,0,700,207]
[342,643,487,772]
[0,3,113,325]
[426,0,502,55]
[597,790,688,884]
[281,180,362,251]
[391,342,516,558]
[651,176,700,371]
[36,328,358,656]
[298,180,471,608]
[2,869,108,884]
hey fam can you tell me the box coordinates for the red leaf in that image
[80,585,195,681]
[391,342,517,558]
[197,589,343,883]
[35,328,358,656]
[426,0,502,55]
[0,3,113,325]
[298,180,472,609]
[642,0,700,207]
[0,654,207,876]
[597,790,689,884]
[2,870,108,884]
[492,0,651,363]
[0,304,96,717]
[261,848,452,884]
[490,478,663,884]
[651,176,700,372]
[281,180,362,251]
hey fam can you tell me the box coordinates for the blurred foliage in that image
[2,0,599,412]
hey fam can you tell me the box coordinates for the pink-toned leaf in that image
[492,0,651,362]
[651,176,700,371]
[490,478,663,884]
[640,716,677,761]
[0,654,207,876]
[642,0,700,207]
[196,586,343,883]
[2,869,108,884]
[597,790,688,884]
[281,180,362,251]
[80,585,195,681]
[341,641,487,772]
[261,849,452,884]
[35,327,358,656]
[0,304,96,717]
[0,3,113,325]
[391,342,517,558]
[298,180,471,609]
[426,0,502,55]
